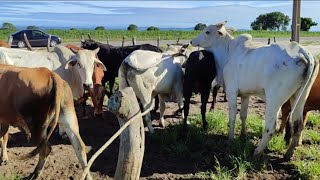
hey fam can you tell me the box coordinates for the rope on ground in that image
[80,105,153,180]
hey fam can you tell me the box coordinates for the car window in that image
[33,30,45,37]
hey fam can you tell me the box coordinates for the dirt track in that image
[0,91,268,180]
[0,37,320,179]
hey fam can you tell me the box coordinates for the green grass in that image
[2,29,320,42]
[0,173,22,180]
[152,110,320,179]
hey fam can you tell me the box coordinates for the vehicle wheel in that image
[17,41,25,48]
[50,40,57,47]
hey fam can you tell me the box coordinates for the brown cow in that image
[280,70,320,145]
[0,64,92,180]
[0,40,10,48]
[65,44,106,117]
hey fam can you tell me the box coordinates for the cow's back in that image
[0,65,55,139]
[186,50,216,82]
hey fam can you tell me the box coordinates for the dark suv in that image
[11,29,61,48]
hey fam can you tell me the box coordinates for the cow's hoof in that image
[284,150,294,161]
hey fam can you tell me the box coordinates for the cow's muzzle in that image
[83,83,93,89]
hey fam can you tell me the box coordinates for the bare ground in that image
[1,91,300,180]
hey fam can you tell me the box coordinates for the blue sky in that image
[0,1,320,31]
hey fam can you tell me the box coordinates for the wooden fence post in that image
[107,36,109,45]
[23,33,33,51]
[88,33,92,40]
[132,36,136,46]
[108,87,145,180]
[7,35,12,47]
[47,34,51,52]
[157,36,160,47]
[176,37,180,44]
[122,36,125,47]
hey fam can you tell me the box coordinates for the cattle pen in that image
[1,36,320,179]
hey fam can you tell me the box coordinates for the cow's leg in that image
[31,141,51,179]
[240,96,249,139]
[200,85,211,130]
[158,94,166,127]
[59,110,92,180]
[142,100,155,134]
[284,95,307,160]
[175,88,184,120]
[298,111,309,145]
[226,89,238,141]
[253,98,282,157]
[279,101,291,134]
[109,78,115,94]
[183,88,192,130]
[210,85,220,112]
[0,124,9,165]
[152,95,159,112]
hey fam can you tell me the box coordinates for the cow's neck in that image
[205,33,233,87]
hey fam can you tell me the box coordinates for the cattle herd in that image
[0,21,319,179]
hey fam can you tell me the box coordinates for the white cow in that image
[0,46,106,137]
[0,46,106,98]
[118,45,188,133]
[191,21,319,159]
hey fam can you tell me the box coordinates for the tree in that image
[27,25,39,30]
[127,24,138,31]
[146,26,159,31]
[95,26,106,30]
[70,28,77,30]
[1,22,16,31]
[251,12,290,31]
[194,23,207,31]
[300,17,318,31]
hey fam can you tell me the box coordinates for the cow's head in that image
[191,21,235,48]
[65,48,106,89]
[80,39,99,50]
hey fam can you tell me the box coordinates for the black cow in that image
[183,50,218,130]
[80,39,162,96]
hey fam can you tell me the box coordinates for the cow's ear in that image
[93,47,100,54]
[65,59,77,69]
[182,44,189,48]
[94,59,107,71]
[226,27,236,34]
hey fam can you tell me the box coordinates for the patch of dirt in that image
[1,90,299,180]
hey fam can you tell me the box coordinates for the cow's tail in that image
[19,72,62,160]
[118,62,129,90]
[289,47,319,123]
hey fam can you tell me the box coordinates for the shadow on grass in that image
[141,122,302,179]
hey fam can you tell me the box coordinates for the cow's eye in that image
[205,31,210,35]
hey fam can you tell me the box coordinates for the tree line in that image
[0,11,318,32]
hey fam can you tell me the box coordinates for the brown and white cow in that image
[0,64,92,180]
[280,69,320,145]
[65,44,106,117]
